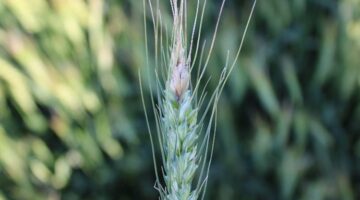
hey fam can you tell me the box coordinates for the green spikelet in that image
[162,90,199,200]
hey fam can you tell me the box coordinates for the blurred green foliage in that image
[0,0,359,200]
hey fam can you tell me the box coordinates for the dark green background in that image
[0,0,359,199]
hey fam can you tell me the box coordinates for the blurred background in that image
[0,0,359,199]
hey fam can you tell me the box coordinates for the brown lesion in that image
[176,57,181,67]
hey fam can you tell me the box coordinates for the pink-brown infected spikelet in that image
[169,48,189,101]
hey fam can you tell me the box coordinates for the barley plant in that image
[141,0,256,199]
